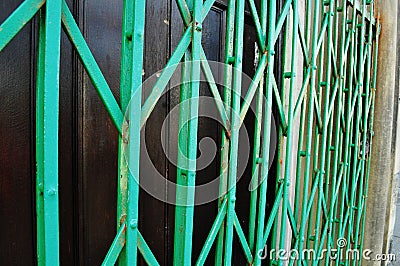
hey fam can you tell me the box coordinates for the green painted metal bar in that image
[140,26,191,129]
[215,0,235,263]
[293,67,311,116]
[233,212,253,264]
[345,19,365,266]
[175,0,191,25]
[102,223,126,266]
[222,0,246,263]
[253,0,276,264]
[270,1,290,260]
[247,0,265,50]
[175,0,217,27]
[200,49,231,133]
[116,0,136,263]
[323,2,349,255]
[61,2,123,135]
[312,0,334,260]
[0,0,45,52]
[35,8,45,265]
[286,205,298,239]
[273,0,292,44]
[137,231,161,266]
[196,200,227,266]
[262,184,284,245]
[122,0,147,264]
[42,0,62,264]
[296,0,320,260]
[348,0,375,24]
[239,53,267,125]
[173,0,203,263]
[278,0,298,261]
[202,0,216,21]
[298,21,310,62]
[173,50,191,264]
[248,0,267,254]
[336,5,358,264]
[247,62,263,254]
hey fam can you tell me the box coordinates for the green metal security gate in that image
[0,0,379,265]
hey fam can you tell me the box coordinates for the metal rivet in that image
[130,219,138,229]
[47,188,57,196]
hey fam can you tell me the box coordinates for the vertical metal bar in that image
[35,8,46,266]
[297,0,320,261]
[124,0,146,264]
[253,0,276,264]
[346,3,368,265]
[173,0,203,263]
[117,0,135,263]
[215,0,235,263]
[336,6,358,264]
[222,0,245,264]
[312,0,334,261]
[248,0,267,254]
[325,0,348,262]
[41,0,62,264]
[173,49,191,264]
[278,0,298,262]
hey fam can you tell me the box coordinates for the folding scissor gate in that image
[0,0,379,265]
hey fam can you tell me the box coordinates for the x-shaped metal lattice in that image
[0,0,379,265]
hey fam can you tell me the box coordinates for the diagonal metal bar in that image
[202,0,216,22]
[138,231,161,266]
[233,212,253,264]
[247,0,265,50]
[102,223,127,266]
[239,53,267,126]
[298,20,310,62]
[61,1,124,135]
[196,199,227,266]
[293,67,311,116]
[262,183,284,246]
[0,0,45,52]
[200,48,231,134]
[176,0,217,27]
[273,0,293,44]
[140,26,192,129]
[272,76,288,131]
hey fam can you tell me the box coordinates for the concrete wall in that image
[364,1,398,265]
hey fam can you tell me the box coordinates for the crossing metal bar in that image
[61,2,124,134]
[0,0,44,51]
